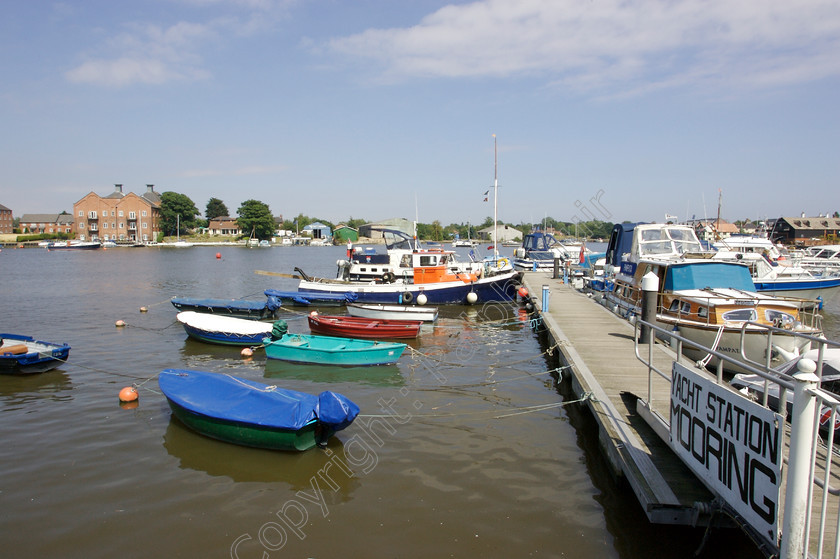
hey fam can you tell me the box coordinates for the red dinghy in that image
[307,313,422,339]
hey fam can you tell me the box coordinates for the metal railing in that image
[633,318,840,558]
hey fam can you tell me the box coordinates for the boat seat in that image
[1,344,29,355]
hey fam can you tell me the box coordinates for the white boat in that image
[346,303,439,322]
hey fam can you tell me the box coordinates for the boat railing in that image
[633,319,840,558]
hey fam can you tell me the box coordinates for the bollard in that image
[639,271,659,344]
[541,285,549,312]
[553,257,560,279]
[781,359,820,559]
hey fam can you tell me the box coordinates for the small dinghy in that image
[176,311,272,346]
[171,296,279,319]
[0,334,71,374]
[346,303,439,322]
[263,321,406,366]
[158,369,360,451]
[307,312,422,339]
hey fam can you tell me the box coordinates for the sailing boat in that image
[452,221,475,247]
[482,135,513,272]
[171,214,193,247]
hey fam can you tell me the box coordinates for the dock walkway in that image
[522,273,714,525]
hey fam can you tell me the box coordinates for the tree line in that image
[159,192,615,242]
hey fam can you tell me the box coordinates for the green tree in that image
[160,192,200,236]
[205,197,229,220]
[237,200,275,240]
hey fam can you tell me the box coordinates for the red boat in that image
[307,313,422,339]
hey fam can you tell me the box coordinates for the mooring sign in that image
[670,362,783,539]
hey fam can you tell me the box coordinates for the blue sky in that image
[2,0,839,226]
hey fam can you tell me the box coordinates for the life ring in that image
[497,257,509,269]
[402,291,414,303]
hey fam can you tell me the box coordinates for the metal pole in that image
[639,272,659,344]
[781,358,819,559]
[541,285,549,312]
[553,257,559,279]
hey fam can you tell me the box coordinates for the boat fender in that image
[382,272,395,283]
[402,291,414,304]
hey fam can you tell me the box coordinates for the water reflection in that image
[264,360,404,387]
[162,418,360,501]
[0,369,73,408]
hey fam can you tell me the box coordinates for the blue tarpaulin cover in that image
[664,262,755,292]
[264,289,358,305]
[158,369,359,431]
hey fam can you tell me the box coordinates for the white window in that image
[118,210,124,217]
[142,210,147,217]
[78,210,83,217]
[128,211,136,219]
[103,222,108,229]
[119,223,124,229]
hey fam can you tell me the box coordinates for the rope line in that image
[358,393,592,420]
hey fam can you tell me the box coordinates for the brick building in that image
[0,204,13,234]
[73,184,162,242]
[18,213,74,235]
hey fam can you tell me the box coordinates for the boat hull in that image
[166,399,324,451]
[753,277,840,300]
[176,312,272,346]
[307,314,421,339]
[0,334,71,374]
[297,270,521,305]
[263,333,406,366]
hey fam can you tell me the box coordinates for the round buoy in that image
[466,292,478,305]
[119,386,138,402]
[216,252,221,259]
[518,287,529,298]
[139,306,148,313]
[416,293,428,306]
[310,310,318,316]
[115,320,126,327]
[241,347,254,357]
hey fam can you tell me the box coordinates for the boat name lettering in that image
[734,300,755,306]
[669,362,782,539]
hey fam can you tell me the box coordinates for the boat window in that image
[669,300,681,312]
[419,256,437,267]
[681,302,692,314]
[765,309,796,326]
[722,309,757,322]
[698,307,708,318]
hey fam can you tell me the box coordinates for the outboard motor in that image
[270,320,288,341]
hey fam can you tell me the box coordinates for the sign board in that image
[670,362,783,540]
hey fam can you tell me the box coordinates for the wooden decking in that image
[522,273,716,524]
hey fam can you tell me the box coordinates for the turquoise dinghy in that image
[263,321,406,366]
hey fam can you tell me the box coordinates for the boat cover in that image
[664,262,755,292]
[171,297,278,313]
[265,289,358,306]
[158,369,359,431]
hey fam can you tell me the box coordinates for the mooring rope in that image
[357,393,592,420]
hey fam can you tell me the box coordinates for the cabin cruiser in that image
[601,222,822,373]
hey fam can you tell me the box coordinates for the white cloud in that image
[326,0,840,95]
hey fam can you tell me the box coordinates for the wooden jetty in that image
[522,272,840,557]
[522,273,726,525]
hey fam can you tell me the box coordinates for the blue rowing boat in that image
[0,334,71,374]
[263,321,406,366]
[158,369,360,451]
[171,296,279,319]
[176,312,272,346]
[264,289,357,307]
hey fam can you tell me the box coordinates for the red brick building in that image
[18,213,74,235]
[0,204,13,234]
[73,184,162,242]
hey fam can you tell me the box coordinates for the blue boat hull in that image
[171,297,275,319]
[181,323,267,346]
[297,272,521,305]
[0,334,71,374]
[753,277,840,299]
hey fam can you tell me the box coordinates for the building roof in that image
[779,216,840,230]
[19,213,70,224]
[0,204,10,211]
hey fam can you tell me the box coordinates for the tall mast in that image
[493,134,499,260]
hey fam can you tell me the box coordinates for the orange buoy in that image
[119,386,138,402]
[241,347,254,357]
[518,287,529,298]
[115,320,126,327]
[216,252,221,259]
[310,310,318,316]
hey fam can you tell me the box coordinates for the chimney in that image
[115,184,123,193]
[146,184,154,193]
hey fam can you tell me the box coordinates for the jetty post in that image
[639,271,659,344]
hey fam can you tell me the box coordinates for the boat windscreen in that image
[664,262,755,292]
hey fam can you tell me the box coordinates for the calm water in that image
[1,244,833,558]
